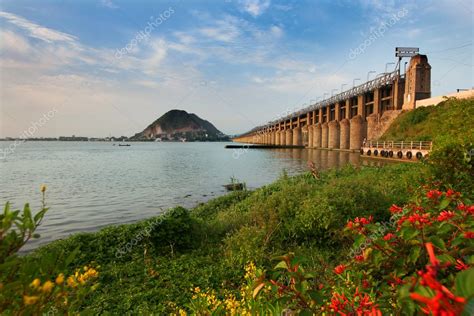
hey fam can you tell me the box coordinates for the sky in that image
[0,0,472,137]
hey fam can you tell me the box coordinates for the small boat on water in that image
[118,144,131,147]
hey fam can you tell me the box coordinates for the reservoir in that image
[0,141,383,250]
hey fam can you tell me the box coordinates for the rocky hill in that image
[132,109,228,141]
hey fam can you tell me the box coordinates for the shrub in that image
[0,187,98,314]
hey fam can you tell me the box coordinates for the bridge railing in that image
[363,140,433,151]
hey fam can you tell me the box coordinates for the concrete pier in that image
[313,124,321,148]
[292,128,302,146]
[321,123,328,148]
[285,129,293,146]
[339,119,350,150]
[328,121,340,149]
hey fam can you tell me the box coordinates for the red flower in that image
[408,213,432,228]
[459,204,474,215]
[410,243,467,314]
[334,264,346,275]
[346,220,354,229]
[389,204,403,214]
[446,189,460,198]
[455,259,469,271]
[383,233,396,241]
[437,210,455,222]
[463,231,474,239]
[355,255,365,262]
[426,190,442,200]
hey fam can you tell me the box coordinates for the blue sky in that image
[0,0,472,137]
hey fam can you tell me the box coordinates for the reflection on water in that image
[0,141,387,250]
[267,148,385,170]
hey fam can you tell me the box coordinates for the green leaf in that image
[401,226,419,240]
[455,267,474,298]
[353,234,366,249]
[429,236,447,251]
[274,261,288,270]
[409,247,421,264]
[438,198,451,210]
[65,246,80,267]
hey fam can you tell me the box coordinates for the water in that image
[0,141,380,250]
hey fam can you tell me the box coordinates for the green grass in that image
[25,163,425,314]
[380,97,474,144]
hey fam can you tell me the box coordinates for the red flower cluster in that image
[437,210,455,222]
[409,243,466,315]
[463,231,474,239]
[426,190,442,200]
[445,189,460,199]
[407,212,432,228]
[354,255,365,262]
[383,233,395,241]
[389,204,403,214]
[347,216,373,232]
[455,259,468,271]
[334,264,346,275]
[457,203,474,215]
[328,289,381,316]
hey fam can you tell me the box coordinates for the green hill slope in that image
[380,97,474,143]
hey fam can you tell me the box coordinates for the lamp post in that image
[331,89,338,96]
[341,84,347,92]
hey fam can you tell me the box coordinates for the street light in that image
[331,89,338,96]
[323,93,329,99]
[385,62,395,73]
[341,84,347,92]
[367,71,376,81]
[353,78,361,88]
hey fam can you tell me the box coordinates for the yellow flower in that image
[42,280,54,293]
[56,273,64,285]
[30,278,41,289]
[178,309,187,316]
[23,295,39,305]
[40,184,47,193]
[67,276,77,288]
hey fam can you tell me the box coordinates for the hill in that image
[380,97,474,143]
[132,109,228,141]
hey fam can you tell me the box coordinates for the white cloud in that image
[0,29,31,54]
[239,0,271,17]
[100,0,118,9]
[0,11,77,43]
[199,18,241,42]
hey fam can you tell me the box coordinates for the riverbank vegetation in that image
[1,98,473,314]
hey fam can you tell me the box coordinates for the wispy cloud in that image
[239,0,271,17]
[0,11,77,43]
[100,0,118,9]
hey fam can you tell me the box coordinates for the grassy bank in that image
[6,163,422,313]
[380,97,474,144]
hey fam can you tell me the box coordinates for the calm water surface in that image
[0,141,382,250]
